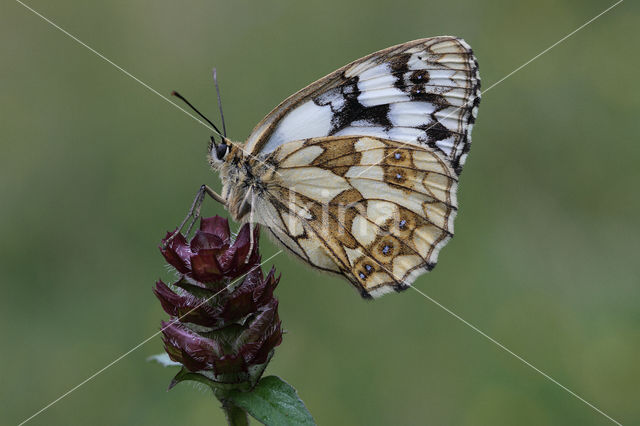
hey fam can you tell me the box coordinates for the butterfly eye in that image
[216,142,229,160]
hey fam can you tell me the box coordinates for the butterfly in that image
[175,37,480,298]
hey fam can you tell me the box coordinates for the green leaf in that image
[227,376,315,426]
[167,367,221,391]
[147,353,181,367]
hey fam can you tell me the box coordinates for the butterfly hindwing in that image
[245,37,480,174]
[252,136,458,297]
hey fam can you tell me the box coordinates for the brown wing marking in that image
[255,136,458,297]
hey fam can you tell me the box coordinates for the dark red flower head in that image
[155,216,282,389]
[160,216,260,283]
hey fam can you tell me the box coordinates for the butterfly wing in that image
[252,136,457,298]
[245,36,480,174]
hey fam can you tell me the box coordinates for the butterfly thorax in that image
[211,143,275,223]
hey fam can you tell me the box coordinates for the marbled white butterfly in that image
[175,37,480,298]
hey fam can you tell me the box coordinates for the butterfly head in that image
[209,135,230,164]
[170,89,232,165]
[215,140,229,161]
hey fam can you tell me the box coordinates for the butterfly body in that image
[210,144,262,222]
[208,37,480,298]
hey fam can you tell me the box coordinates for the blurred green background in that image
[2,0,639,425]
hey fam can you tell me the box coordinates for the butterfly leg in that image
[202,184,226,205]
[244,191,257,264]
[163,184,226,247]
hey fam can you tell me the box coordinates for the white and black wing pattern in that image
[245,37,480,174]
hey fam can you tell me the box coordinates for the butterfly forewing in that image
[245,36,480,175]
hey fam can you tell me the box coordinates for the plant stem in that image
[222,400,249,426]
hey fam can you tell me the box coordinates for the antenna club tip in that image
[171,90,179,97]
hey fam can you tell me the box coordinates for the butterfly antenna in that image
[213,68,227,137]
[171,90,224,137]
